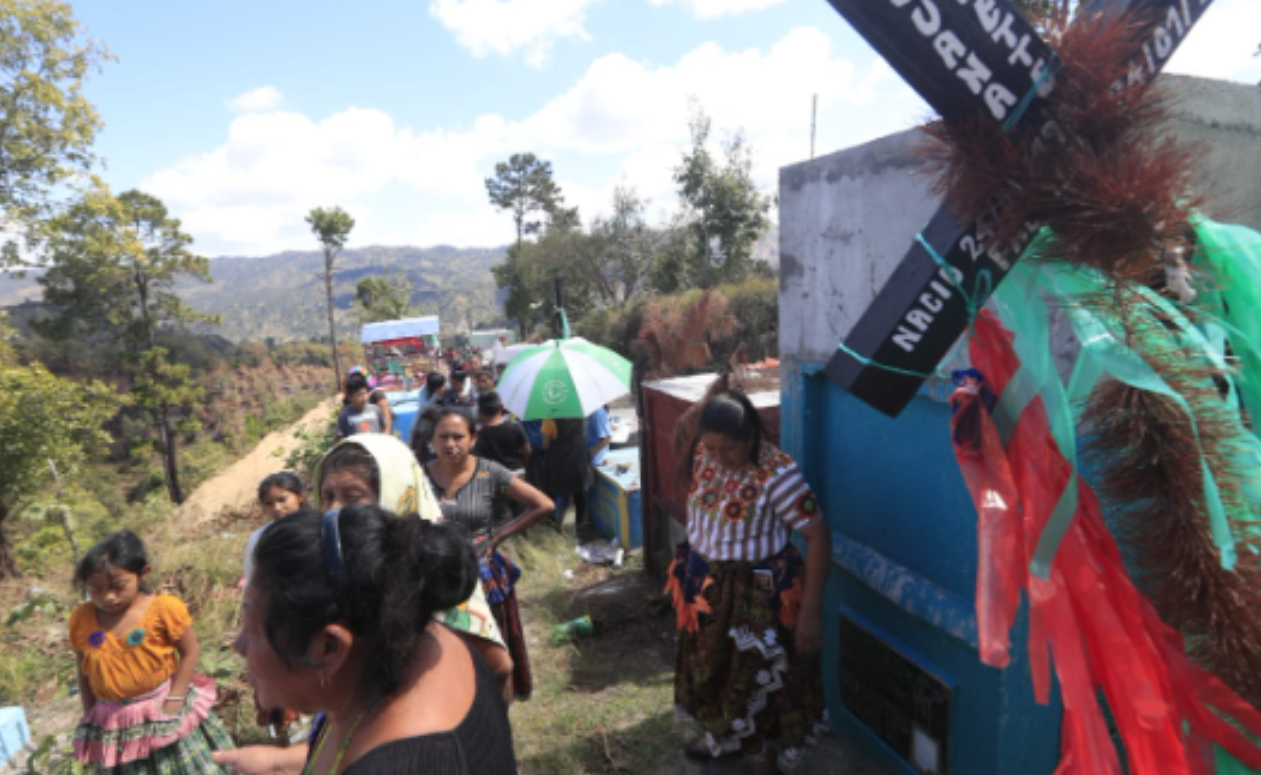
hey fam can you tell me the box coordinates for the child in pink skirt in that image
[69,530,233,774]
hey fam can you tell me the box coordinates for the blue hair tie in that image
[321,509,345,583]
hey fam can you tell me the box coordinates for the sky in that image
[69,0,1261,258]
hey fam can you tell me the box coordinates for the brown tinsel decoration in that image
[918,10,1202,283]
[637,289,735,380]
[1079,301,1261,709]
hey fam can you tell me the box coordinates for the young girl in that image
[69,530,233,774]
[244,472,306,583]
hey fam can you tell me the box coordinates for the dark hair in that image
[477,390,504,418]
[425,371,446,392]
[319,443,380,503]
[76,530,151,591]
[433,406,477,436]
[450,370,467,383]
[473,369,494,381]
[345,373,369,395]
[258,471,304,503]
[252,507,478,702]
[699,391,765,462]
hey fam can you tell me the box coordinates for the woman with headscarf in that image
[215,434,515,775]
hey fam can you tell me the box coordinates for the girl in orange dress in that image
[69,530,233,774]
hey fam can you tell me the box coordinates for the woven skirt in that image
[482,550,533,701]
[667,542,828,772]
[74,674,233,775]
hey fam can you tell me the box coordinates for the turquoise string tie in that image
[836,234,993,379]
[1002,54,1061,134]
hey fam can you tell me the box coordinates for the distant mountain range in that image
[0,244,509,343]
[0,226,780,343]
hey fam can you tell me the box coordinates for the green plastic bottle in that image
[550,615,594,645]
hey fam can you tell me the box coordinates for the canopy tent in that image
[360,316,440,344]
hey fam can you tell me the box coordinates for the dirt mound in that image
[171,397,336,527]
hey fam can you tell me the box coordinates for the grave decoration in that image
[820,1,1261,773]
[823,0,1215,417]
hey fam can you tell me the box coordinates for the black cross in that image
[820,0,1219,417]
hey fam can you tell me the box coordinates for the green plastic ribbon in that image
[990,227,1261,577]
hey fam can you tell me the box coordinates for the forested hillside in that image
[0,243,508,343]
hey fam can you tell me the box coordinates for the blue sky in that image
[70,0,1261,258]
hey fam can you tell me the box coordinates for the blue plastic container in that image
[0,706,30,769]
[386,390,423,447]
[587,447,643,549]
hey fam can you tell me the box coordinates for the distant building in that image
[470,328,516,349]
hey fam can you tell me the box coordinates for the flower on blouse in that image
[126,628,146,646]
[723,501,745,523]
[796,493,820,518]
[87,630,106,648]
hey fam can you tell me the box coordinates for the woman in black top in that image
[426,407,553,701]
[214,507,518,775]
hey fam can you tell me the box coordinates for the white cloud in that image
[226,86,285,114]
[648,0,789,20]
[1166,0,1261,84]
[517,28,915,156]
[143,27,922,255]
[428,0,598,67]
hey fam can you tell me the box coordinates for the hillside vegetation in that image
[0,243,508,343]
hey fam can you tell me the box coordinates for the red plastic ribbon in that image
[951,311,1261,775]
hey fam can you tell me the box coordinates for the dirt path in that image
[171,397,337,527]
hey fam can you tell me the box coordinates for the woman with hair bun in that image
[668,390,831,775]
[215,506,516,775]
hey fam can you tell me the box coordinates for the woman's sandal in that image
[683,740,739,760]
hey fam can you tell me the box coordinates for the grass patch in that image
[507,527,686,774]
[2,475,692,772]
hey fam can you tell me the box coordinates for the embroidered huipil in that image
[687,443,823,562]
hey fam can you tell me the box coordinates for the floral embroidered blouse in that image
[68,594,191,701]
[687,443,823,562]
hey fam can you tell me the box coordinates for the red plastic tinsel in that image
[951,312,1261,775]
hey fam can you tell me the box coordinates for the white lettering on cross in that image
[957,52,992,96]
[912,0,941,35]
[934,31,967,68]
[973,0,1000,31]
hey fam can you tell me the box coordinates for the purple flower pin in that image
[87,630,106,648]
[126,628,146,646]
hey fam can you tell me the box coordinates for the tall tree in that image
[306,206,355,390]
[354,274,414,323]
[37,189,213,504]
[485,153,564,250]
[0,357,119,577]
[674,105,773,289]
[0,0,111,267]
[587,186,661,307]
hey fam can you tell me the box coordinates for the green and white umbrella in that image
[497,337,632,420]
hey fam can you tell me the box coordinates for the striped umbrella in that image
[497,337,632,420]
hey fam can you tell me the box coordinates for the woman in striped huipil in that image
[667,391,832,775]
